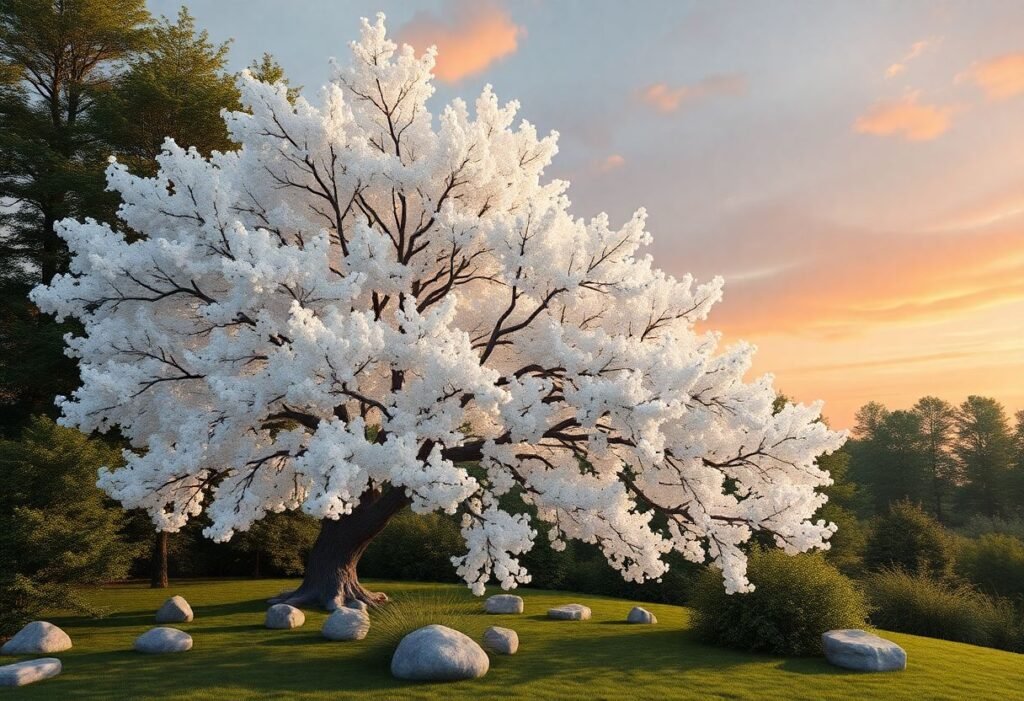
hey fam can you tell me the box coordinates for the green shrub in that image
[959,514,1024,540]
[955,533,1024,600]
[865,501,954,579]
[360,510,464,583]
[689,549,867,656]
[865,569,1020,651]
[0,417,143,637]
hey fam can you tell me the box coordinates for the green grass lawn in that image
[3,578,1022,700]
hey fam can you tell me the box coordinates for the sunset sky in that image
[149,0,1024,429]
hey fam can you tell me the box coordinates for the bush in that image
[865,569,1020,651]
[956,533,1024,600]
[360,510,464,583]
[0,417,143,637]
[689,549,867,656]
[865,501,954,579]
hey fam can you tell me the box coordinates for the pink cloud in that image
[639,74,747,114]
[854,92,953,141]
[597,154,625,173]
[396,0,522,83]
[961,53,1024,100]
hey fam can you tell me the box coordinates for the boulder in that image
[265,604,305,629]
[391,624,489,681]
[322,608,370,641]
[345,599,369,612]
[822,629,906,672]
[484,594,524,614]
[1,621,72,655]
[482,626,518,655]
[134,627,193,654]
[0,658,61,687]
[548,603,591,621]
[626,606,657,624]
[155,595,193,623]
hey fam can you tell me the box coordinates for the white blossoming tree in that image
[32,15,845,609]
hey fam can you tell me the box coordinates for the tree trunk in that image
[274,488,409,610]
[150,531,169,589]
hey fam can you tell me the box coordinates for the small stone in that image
[484,594,524,614]
[134,627,192,654]
[322,608,370,641]
[155,595,193,623]
[265,604,305,629]
[1,621,72,655]
[548,603,591,621]
[482,626,518,654]
[822,629,906,672]
[345,599,369,612]
[0,658,62,687]
[626,606,657,624]
[391,624,489,681]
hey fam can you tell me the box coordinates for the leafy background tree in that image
[0,0,151,430]
[0,416,142,636]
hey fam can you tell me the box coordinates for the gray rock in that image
[345,599,369,612]
[1,621,72,655]
[627,606,657,624]
[265,604,305,629]
[0,658,61,687]
[322,608,370,641]
[391,624,489,681]
[484,594,524,614]
[822,629,906,672]
[482,626,518,655]
[134,627,193,654]
[548,603,591,620]
[155,595,193,623]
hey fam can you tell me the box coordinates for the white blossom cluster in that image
[32,15,846,595]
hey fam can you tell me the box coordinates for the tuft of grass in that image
[365,589,484,664]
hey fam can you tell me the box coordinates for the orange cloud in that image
[396,0,522,83]
[639,74,747,114]
[854,92,953,141]
[597,154,625,173]
[961,53,1024,100]
[886,38,937,79]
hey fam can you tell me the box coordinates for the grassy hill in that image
[4,579,1021,700]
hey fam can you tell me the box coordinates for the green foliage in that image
[849,408,930,514]
[364,589,482,664]
[96,7,238,173]
[955,396,1015,518]
[865,569,1020,651]
[865,501,954,579]
[0,417,142,635]
[689,549,867,656]
[233,511,320,576]
[247,52,302,102]
[0,0,151,428]
[955,533,1024,600]
[360,510,464,583]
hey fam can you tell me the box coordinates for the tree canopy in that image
[33,15,845,596]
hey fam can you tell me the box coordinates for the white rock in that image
[322,608,370,641]
[1,621,72,655]
[345,599,369,612]
[484,594,524,614]
[155,595,193,623]
[134,627,193,654]
[0,658,62,687]
[482,626,518,654]
[626,606,657,624]
[548,604,591,621]
[822,629,906,672]
[391,624,489,681]
[265,604,305,629]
